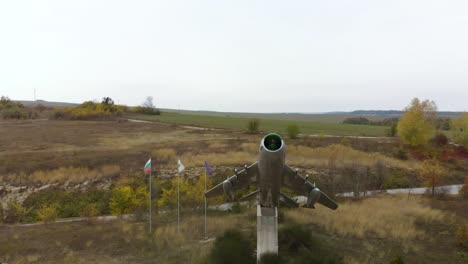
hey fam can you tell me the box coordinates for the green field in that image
[129,112,389,137]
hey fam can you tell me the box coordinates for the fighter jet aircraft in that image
[205,133,338,210]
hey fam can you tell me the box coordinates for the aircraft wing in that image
[205,162,258,199]
[282,164,338,210]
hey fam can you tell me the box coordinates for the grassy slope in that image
[129,112,389,137]
[1,196,466,264]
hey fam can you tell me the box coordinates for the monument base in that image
[257,205,278,261]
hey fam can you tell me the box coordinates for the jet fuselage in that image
[258,133,285,207]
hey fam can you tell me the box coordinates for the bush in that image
[456,221,468,249]
[230,202,242,214]
[384,171,410,189]
[451,114,468,148]
[394,148,408,160]
[286,124,300,139]
[52,100,127,120]
[429,133,449,147]
[4,201,28,223]
[133,106,160,115]
[110,185,135,216]
[390,255,405,264]
[207,230,255,264]
[343,117,370,125]
[1,106,28,119]
[37,205,58,223]
[247,119,260,133]
[279,223,314,253]
[0,96,23,110]
[387,123,398,137]
[22,188,111,221]
[80,203,99,219]
[278,223,343,263]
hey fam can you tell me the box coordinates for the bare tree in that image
[102,97,114,106]
[143,96,155,109]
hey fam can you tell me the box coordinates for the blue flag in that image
[204,161,213,176]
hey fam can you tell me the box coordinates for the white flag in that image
[178,159,185,173]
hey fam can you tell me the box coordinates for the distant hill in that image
[349,110,464,118]
[13,100,464,123]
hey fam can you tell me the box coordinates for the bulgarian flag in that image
[144,158,152,174]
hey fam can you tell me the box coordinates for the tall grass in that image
[152,148,177,164]
[1,165,120,185]
[174,144,418,170]
[285,195,451,242]
[288,144,419,169]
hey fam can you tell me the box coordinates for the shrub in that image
[456,221,468,249]
[80,203,99,219]
[390,255,405,264]
[451,113,468,148]
[109,184,149,217]
[429,133,448,147]
[247,119,260,133]
[279,223,314,253]
[1,106,28,119]
[110,185,135,216]
[343,117,370,125]
[207,230,255,264]
[37,205,58,223]
[52,100,127,120]
[0,96,23,109]
[133,106,160,115]
[419,159,446,197]
[278,223,343,263]
[394,148,408,160]
[387,123,397,137]
[286,124,300,139]
[4,201,29,223]
[230,202,242,214]
[22,188,111,220]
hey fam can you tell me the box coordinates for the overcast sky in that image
[0,1,467,112]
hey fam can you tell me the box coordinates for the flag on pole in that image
[204,161,213,176]
[178,159,185,173]
[144,158,152,174]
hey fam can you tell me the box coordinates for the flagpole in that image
[204,169,207,239]
[177,168,180,233]
[149,157,152,234]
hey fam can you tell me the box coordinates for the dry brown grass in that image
[154,214,244,250]
[1,165,120,185]
[152,148,177,164]
[181,151,256,168]
[175,143,418,170]
[285,195,452,242]
[288,144,419,169]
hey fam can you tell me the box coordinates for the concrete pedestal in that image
[257,205,278,261]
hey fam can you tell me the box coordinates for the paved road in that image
[336,184,463,198]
